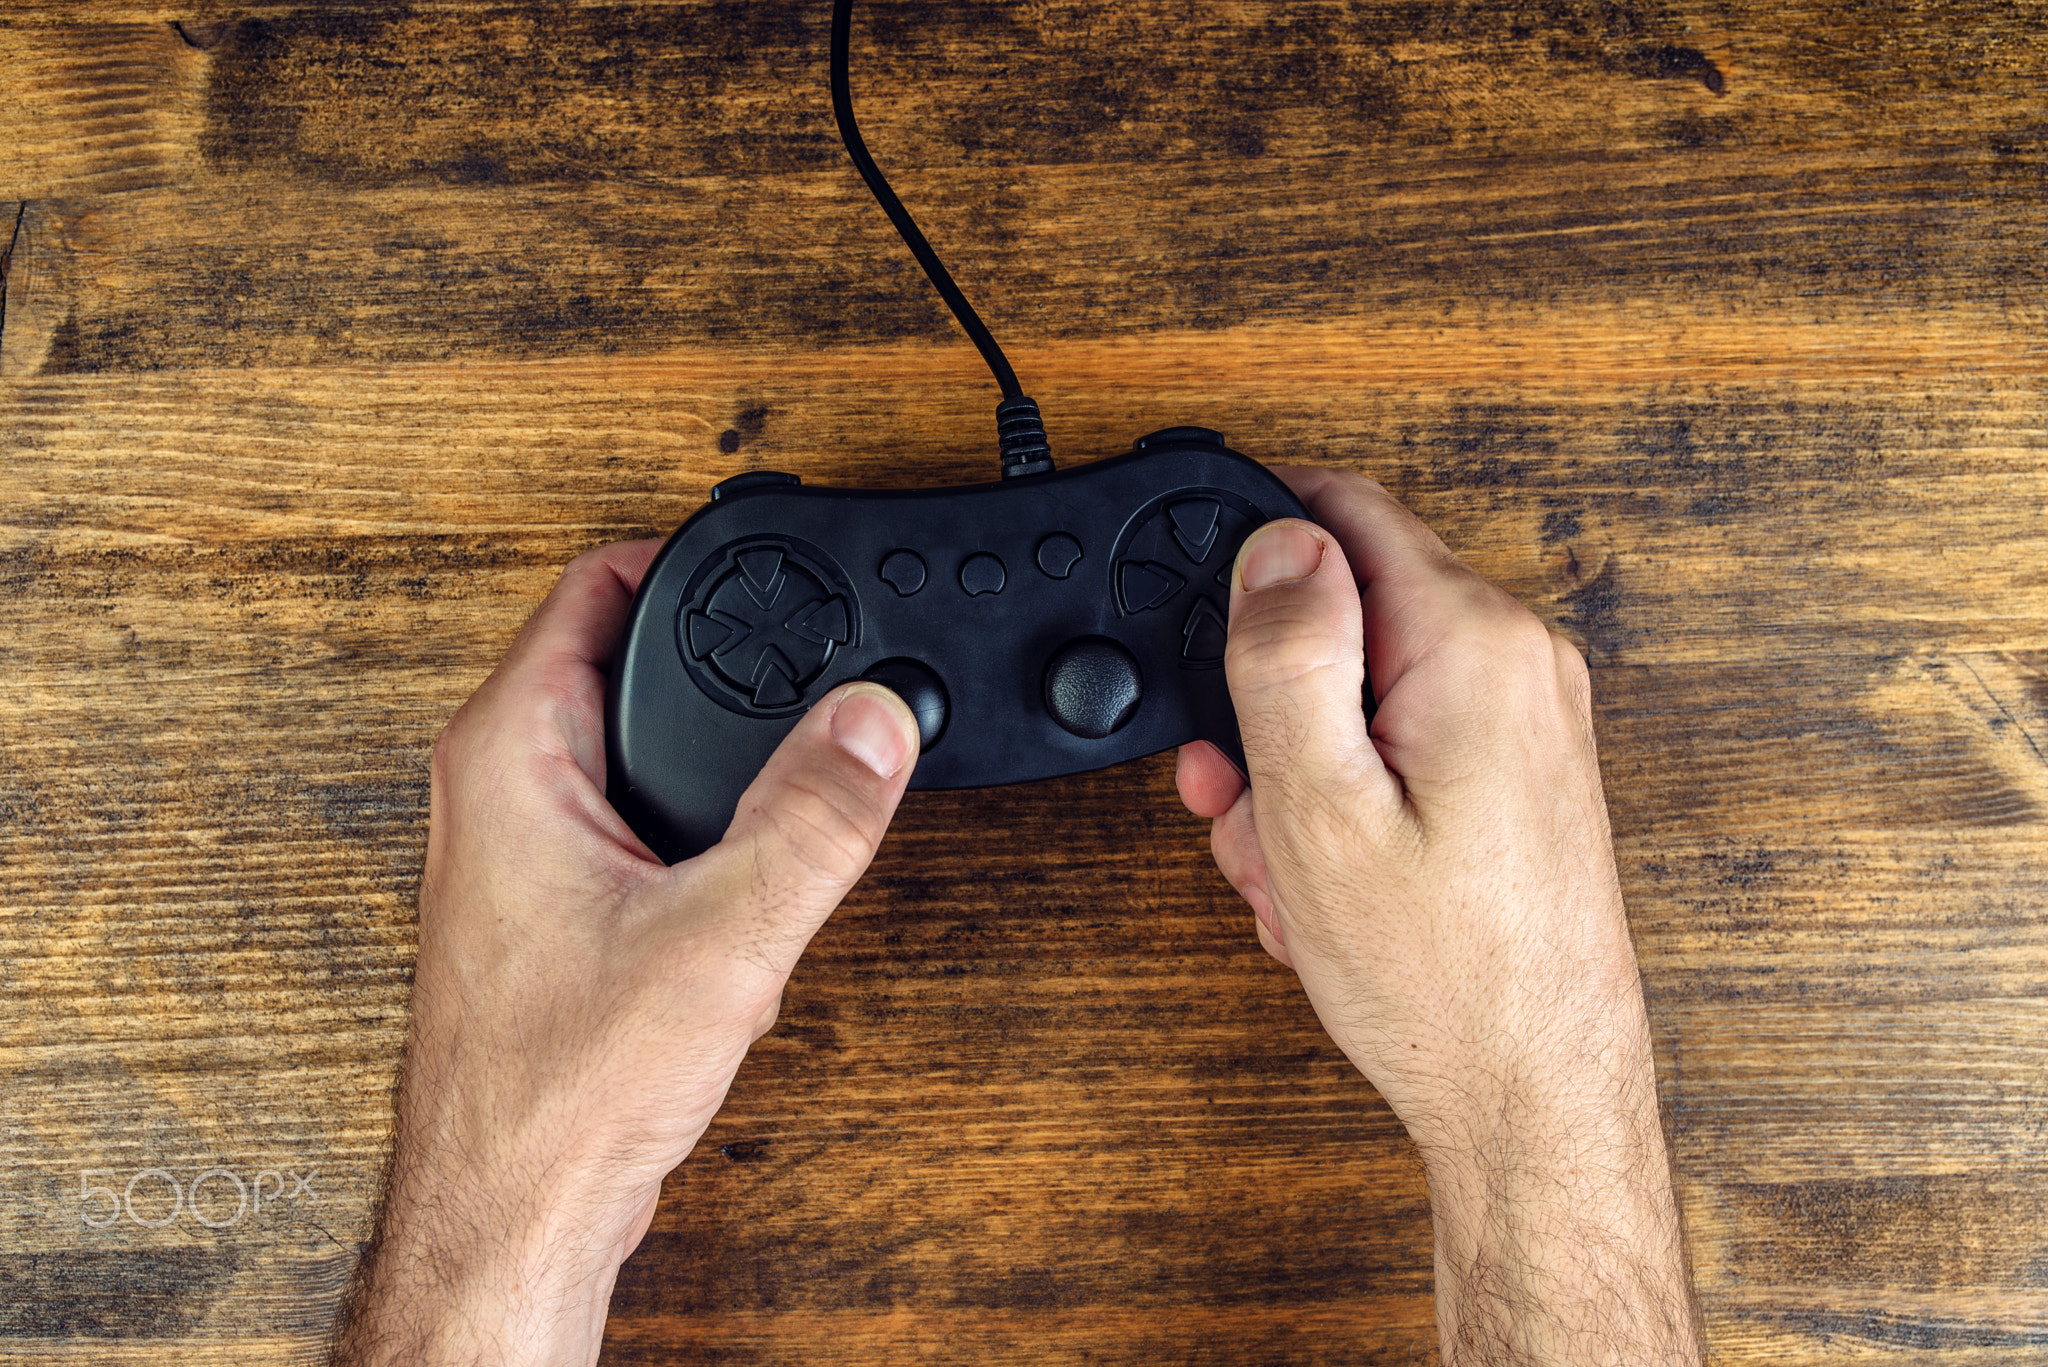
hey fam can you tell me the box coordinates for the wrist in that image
[1415,1079,1676,1265]
[1380,941,1658,1153]
[334,1157,643,1367]
[1404,1027,1700,1366]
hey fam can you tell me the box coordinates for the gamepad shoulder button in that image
[959,553,1008,597]
[1134,427,1226,451]
[879,549,927,596]
[1036,533,1084,579]
[1043,637,1143,739]
[710,470,802,500]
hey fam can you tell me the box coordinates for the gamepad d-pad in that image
[678,538,858,715]
[605,428,1321,864]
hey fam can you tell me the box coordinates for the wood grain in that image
[3,1,2046,1363]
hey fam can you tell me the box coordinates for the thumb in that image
[693,681,919,971]
[1225,519,1386,816]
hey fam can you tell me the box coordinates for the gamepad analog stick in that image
[1043,638,1143,739]
[861,658,950,749]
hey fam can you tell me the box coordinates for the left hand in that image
[332,540,923,1367]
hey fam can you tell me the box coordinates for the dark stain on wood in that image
[25,0,2026,370]
[199,7,841,185]
[1559,554,1637,661]
[0,535,525,604]
[1400,403,1552,491]
[1721,1173,2048,1288]
[2021,652,2048,718]
[1618,43,1726,93]
[613,1195,1436,1315]
[1539,506,1585,543]
[1596,660,2046,848]
[1761,1309,2048,1351]
[719,403,771,454]
[0,1250,241,1338]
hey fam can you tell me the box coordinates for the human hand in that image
[1178,469,1699,1364]
[332,541,921,1367]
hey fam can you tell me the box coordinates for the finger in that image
[1267,468,1526,704]
[689,682,920,975]
[1225,517,1391,813]
[1175,741,1245,819]
[455,540,666,787]
[1253,915,1295,970]
[1208,791,1271,917]
[1208,793,1292,968]
[502,539,665,679]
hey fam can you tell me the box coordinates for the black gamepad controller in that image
[605,427,1311,864]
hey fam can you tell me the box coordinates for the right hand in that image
[1177,469,1700,1364]
[1176,468,1642,1146]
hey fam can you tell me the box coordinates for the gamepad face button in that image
[685,609,752,662]
[1134,426,1226,451]
[879,550,927,596]
[749,651,803,708]
[1035,533,1084,579]
[1043,637,1143,739]
[959,553,1008,597]
[1111,487,1263,618]
[695,552,844,695]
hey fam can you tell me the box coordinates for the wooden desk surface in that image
[4,2,2046,1362]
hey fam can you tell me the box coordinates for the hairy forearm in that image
[330,1167,622,1367]
[329,1051,633,1367]
[1415,1022,1700,1366]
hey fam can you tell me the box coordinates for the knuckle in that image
[1550,629,1591,684]
[542,546,626,617]
[561,545,612,579]
[1436,599,1557,693]
[533,662,599,731]
[1502,612,1561,672]
[1324,467,1395,510]
[1550,631,1597,724]
[428,717,468,791]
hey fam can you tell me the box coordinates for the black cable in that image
[831,0,1019,400]
[831,4,1057,486]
